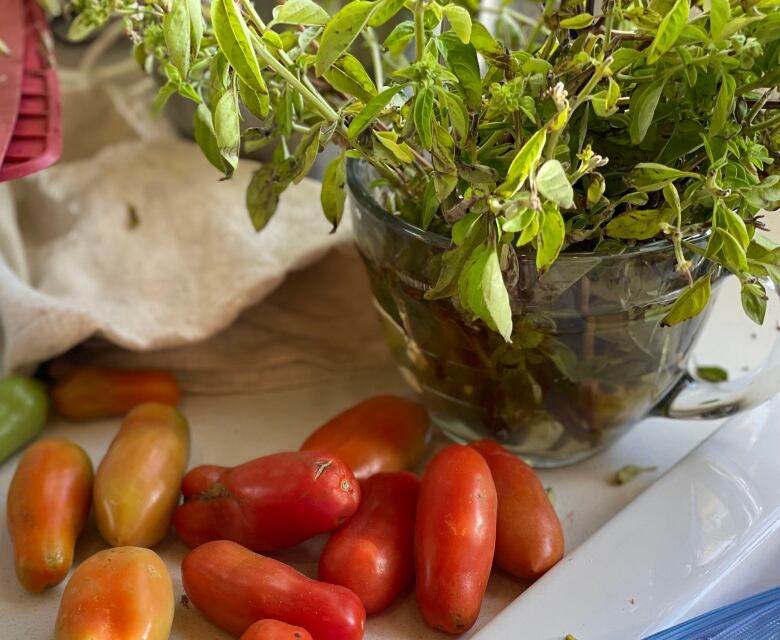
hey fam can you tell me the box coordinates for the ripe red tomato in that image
[182,540,365,640]
[415,445,497,634]
[180,464,225,497]
[319,471,420,614]
[300,395,429,479]
[174,451,360,551]
[470,440,564,579]
[240,620,312,640]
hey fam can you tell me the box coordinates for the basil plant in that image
[66,0,780,339]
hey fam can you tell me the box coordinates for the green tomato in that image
[0,376,49,463]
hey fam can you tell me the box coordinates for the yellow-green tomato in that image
[94,403,189,547]
[55,546,173,640]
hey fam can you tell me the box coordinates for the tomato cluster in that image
[3,368,564,639]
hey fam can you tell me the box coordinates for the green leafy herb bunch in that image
[66,0,780,339]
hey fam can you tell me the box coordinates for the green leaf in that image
[614,465,657,485]
[499,128,547,196]
[193,104,226,175]
[164,0,191,76]
[421,179,439,230]
[535,203,565,273]
[661,274,712,326]
[211,0,268,94]
[316,0,375,76]
[347,84,406,138]
[321,152,347,231]
[470,21,502,55]
[293,125,322,183]
[246,158,298,231]
[271,0,329,26]
[369,0,405,27]
[503,207,536,233]
[710,72,735,138]
[714,202,749,249]
[458,245,513,341]
[374,131,414,163]
[443,91,468,142]
[383,21,415,55]
[712,227,748,272]
[427,217,487,299]
[629,75,667,145]
[646,0,689,64]
[187,0,203,54]
[438,35,482,111]
[213,88,240,174]
[414,86,435,149]
[662,183,681,217]
[536,160,574,209]
[696,366,728,382]
[742,281,768,324]
[559,13,594,29]
[630,162,701,191]
[442,4,472,43]
[238,77,270,119]
[710,0,730,40]
[605,209,673,240]
[431,123,458,200]
[323,53,377,102]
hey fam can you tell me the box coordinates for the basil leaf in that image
[320,152,347,231]
[712,227,748,272]
[646,0,689,64]
[238,77,269,118]
[470,21,502,55]
[383,21,415,55]
[414,85,435,150]
[324,53,377,103]
[710,72,735,138]
[661,274,712,326]
[211,0,267,94]
[292,125,322,183]
[741,281,768,325]
[559,13,594,29]
[630,162,701,191]
[605,209,673,240]
[710,0,730,41]
[536,160,574,209]
[347,85,406,138]
[426,217,487,299]
[421,179,439,230]
[442,4,472,44]
[271,0,329,26]
[213,87,240,175]
[438,34,481,110]
[187,0,203,54]
[246,158,298,231]
[374,131,414,163]
[458,244,513,341]
[315,0,375,76]
[535,203,565,273]
[629,75,666,145]
[369,0,405,27]
[614,465,657,485]
[164,0,191,76]
[697,366,728,382]
[503,207,536,233]
[499,128,547,196]
[193,104,226,175]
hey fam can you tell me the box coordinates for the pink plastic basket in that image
[0,0,62,182]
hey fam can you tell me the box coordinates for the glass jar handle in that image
[659,277,780,419]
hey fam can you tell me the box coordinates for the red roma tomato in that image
[181,464,225,497]
[175,451,360,551]
[51,367,179,421]
[470,440,564,579]
[55,546,173,640]
[182,540,365,640]
[415,445,497,634]
[240,620,313,640]
[7,439,93,592]
[300,395,430,479]
[319,471,420,614]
